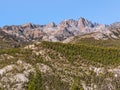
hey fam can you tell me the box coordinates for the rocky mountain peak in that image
[110,22,120,29]
[58,19,78,28]
[78,17,93,27]
[22,23,35,29]
[77,17,94,32]
[46,22,56,28]
[3,25,12,30]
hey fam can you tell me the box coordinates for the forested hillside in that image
[42,41,120,65]
[0,40,120,90]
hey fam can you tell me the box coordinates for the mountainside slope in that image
[0,29,27,49]
[0,41,120,90]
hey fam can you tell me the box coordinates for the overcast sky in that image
[0,0,120,26]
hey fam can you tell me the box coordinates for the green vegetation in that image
[0,39,120,89]
[73,37,120,48]
[28,67,43,90]
[41,41,120,65]
[0,48,20,55]
[72,77,84,90]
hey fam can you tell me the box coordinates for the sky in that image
[0,0,120,27]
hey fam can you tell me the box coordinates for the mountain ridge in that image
[0,17,109,42]
[1,17,120,43]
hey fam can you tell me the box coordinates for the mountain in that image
[1,17,120,90]
[1,17,120,43]
[0,28,27,49]
[0,17,100,42]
